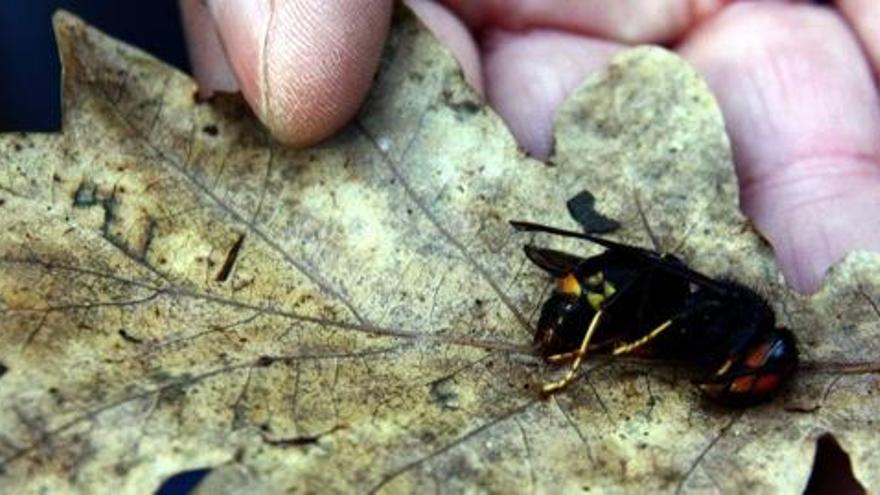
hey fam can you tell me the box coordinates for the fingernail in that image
[206,0,271,115]
[404,0,484,95]
[180,0,239,96]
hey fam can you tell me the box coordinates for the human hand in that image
[179,0,393,146]
[180,0,880,294]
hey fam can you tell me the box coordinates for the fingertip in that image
[442,0,729,44]
[837,0,880,81]
[210,0,393,146]
[405,0,484,95]
[482,29,623,159]
[679,3,880,293]
[179,0,239,97]
[749,158,880,294]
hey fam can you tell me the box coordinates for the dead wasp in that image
[511,220,798,407]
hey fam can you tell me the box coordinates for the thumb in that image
[187,0,393,147]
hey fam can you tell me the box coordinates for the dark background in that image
[0,1,188,131]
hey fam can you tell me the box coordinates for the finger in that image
[405,0,484,95]
[679,3,880,293]
[208,0,393,146]
[179,0,239,97]
[442,0,728,44]
[837,0,880,79]
[482,29,623,159]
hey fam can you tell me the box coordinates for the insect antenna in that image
[633,189,695,256]
[633,190,662,252]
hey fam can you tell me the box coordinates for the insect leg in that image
[611,319,674,355]
[546,340,616,363]
[542,309,605,393]
[611,301,718,356]
[633,190,662,253]
[546,351,579,363]
[544,268,654,365]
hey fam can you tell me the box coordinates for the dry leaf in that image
[1,8,878,494]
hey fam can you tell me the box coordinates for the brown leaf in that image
[1,8,878,494]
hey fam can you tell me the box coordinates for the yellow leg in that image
[546,350,579,363]
[543,310,605,393]
[546,340,613,362]
[611,319,673,356]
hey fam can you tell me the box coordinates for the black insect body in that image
[511,220,798,407]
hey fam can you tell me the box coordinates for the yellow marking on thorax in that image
[585,281,617,310]
[586,291,605,310]
[581,271,616,310]
[603,281,616,298]
[558,274,581,296]
[585,272,604,287]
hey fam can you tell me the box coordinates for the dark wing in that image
[523,245,588,277]
[511,220,730,295]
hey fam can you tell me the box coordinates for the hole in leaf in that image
[803,433,865,495]
[154,468,212,495]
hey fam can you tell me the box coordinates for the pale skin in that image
[181,0,880,294]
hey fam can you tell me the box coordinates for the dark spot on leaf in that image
[566,190,620,234]
[804,433,866,495]
[72,181,99,208]
[52,173,62,182]
[420,430,437,444]
[262,434,320,448]
[48,386,66,405]
[118,329,143,344]
[256,355,275,367]
[202,124,219,137]
[154,468,212,495]
[12,143,22,152]
[216,233,245,282]
[784,404,820,414]
[441,89,481,118]
[262,424,346,448]
[429,377,460,410]
[158,383,187,404]
[0,362,7,378]
[233,448,245,463]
